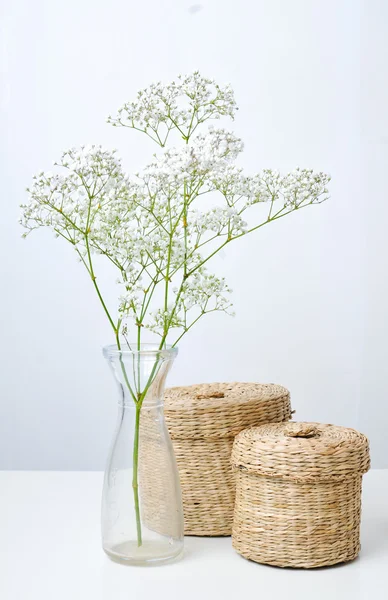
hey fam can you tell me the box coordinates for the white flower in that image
[180,269,234,314]
[21,72,330,345]
[107,71,238,144]
[118,279,144,318]
[189,206,247,237]
[280,168,330,208]
[141,128,243,191]
[21,145,129,247]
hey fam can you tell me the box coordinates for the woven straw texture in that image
[141,383,291,536]
[232,422,370,568]
[138,404,184,539]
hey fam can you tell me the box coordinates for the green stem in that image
[131,356,163,547]
[164,232,173,330]
[186,238,230,278]
[172,311,203,347]
[136,325,142,396]
[83,191,117,333]
[185,206,305,279]
[132,402,142,547]
[183,181,188,278]
[115,328,137,404]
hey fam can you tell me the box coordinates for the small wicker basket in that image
[162,382,291,536]
[232,421,370,568]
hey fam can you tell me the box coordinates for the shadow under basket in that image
[141,382,292,536]
[231,422,371,568]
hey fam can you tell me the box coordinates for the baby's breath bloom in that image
[180,270,233,314]
[21,72,330,346]
[107,71,238,145]
[21,145,129,247]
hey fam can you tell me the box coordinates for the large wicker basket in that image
[160,382,291,536]
[232,421,370,568]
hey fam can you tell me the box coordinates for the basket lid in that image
[164,382,291,439]
[232,421,370,481]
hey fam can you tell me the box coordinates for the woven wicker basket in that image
[140,382,291,536]
[232,421,370,568]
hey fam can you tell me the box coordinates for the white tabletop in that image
[1,470,387,600]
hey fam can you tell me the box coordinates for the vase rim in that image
[103,342,178,359]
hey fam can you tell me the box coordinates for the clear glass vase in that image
[101,343,184,566]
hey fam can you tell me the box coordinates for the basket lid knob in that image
[195,391,225,399]
[284,423,319,438]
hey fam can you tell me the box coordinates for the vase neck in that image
[103,344,178,408]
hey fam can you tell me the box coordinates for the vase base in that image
[103,540,184,566]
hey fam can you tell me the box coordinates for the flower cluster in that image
[145,269,233,339]
[21,145,129,248]
[141,128,243,189]
[189,206,248,237]
[107,71,238,145]
[180,270,233,314]
[21,72,330,348]
[281,168,330,208]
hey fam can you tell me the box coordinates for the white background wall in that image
[1,0,387,469]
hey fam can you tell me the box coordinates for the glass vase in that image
[101,343,184,566]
